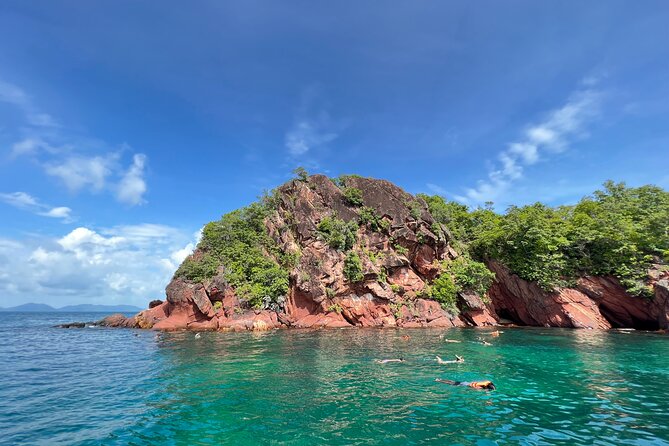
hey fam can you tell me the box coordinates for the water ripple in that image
[1,315,668,445]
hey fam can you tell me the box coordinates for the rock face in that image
[115,175,498,331]
[95,174,669,332]
[487,261,669,330]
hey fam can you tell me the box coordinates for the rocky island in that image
[93,172,669,331]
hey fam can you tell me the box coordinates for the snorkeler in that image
[435,378,496,390]
[435,355,464,364]
[375,358,405,364]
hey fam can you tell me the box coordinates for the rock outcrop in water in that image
[89,174,669,332]
[487,261,669,330]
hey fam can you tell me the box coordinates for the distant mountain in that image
[0,303,56,312]
[0,303,142,313]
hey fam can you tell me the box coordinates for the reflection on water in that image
[0,314,668,445]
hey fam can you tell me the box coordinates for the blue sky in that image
[1,0,667,307]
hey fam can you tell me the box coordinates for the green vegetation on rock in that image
[343,187,364,206]
[333,174,363,188]
[358,206,390,233]
[292,166,309,182]
[344,251,364,282]
[446,256,496,300]
[423,273,458,314]
[317,215,358,251]
[175,202,290,309]
[423,181,669,296]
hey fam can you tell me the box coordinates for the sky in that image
[0,0,668,307]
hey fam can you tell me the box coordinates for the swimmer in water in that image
[439,337,461,343]
[435,355,464,364]
[375,358,405,364]
[435,378,496,390]
[477,337,491,346]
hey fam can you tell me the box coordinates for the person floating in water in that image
[375,358,405,364]
[435,355,464,364]
[435,378,496,390]
[477,337,491,346]
[439,335,461,343]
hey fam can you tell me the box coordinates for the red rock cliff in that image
[118,175,498,331]
[103,175,668,332]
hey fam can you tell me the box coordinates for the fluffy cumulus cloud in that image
[116,153,148,205]
[453,86,601,205]
[0,224,199,307]
[0,191,72,221]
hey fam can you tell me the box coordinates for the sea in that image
[0,312,668,445]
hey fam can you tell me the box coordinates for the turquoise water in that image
[1,313,668,445]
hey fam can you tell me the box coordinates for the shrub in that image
[393,243,409,256]
[446,256,495,300]
[344,252,364,282]
[408,201,422,220]
[213,301,223,311]
[175,202,290,309]
[328,303,343,314]
[343,187,364,206]
[422,181,669,296]
[260,188,281,211]
[317,216,357,251]
[389,301,403,319]
[359,206,389,233]
[425,273,458,314]
[292,166,308,182]
[377,267,387,283]
[390,283,401,293]
[333,174,363,188]
[174,253,220,283]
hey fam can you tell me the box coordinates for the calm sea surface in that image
[0,312,668,445]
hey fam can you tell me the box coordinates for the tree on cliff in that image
[422,181,669,296]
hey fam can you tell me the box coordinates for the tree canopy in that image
[421,181,669,296]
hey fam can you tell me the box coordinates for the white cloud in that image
[426,183,448,195]
[285,120,338,156]
[508,143,538,164]
[38,206,72,219]
[10,137,66,158]
[11,138,41,157]
[284,87,341,158]
[2,78,149,206]
[0,191,73,222]
[44,154,116,192]
[0,191,39,208]
[116,153,147,205]
[170,243,195,265]
[457,86,601,205]
[0,79,57,128]
[0,224,199,307]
